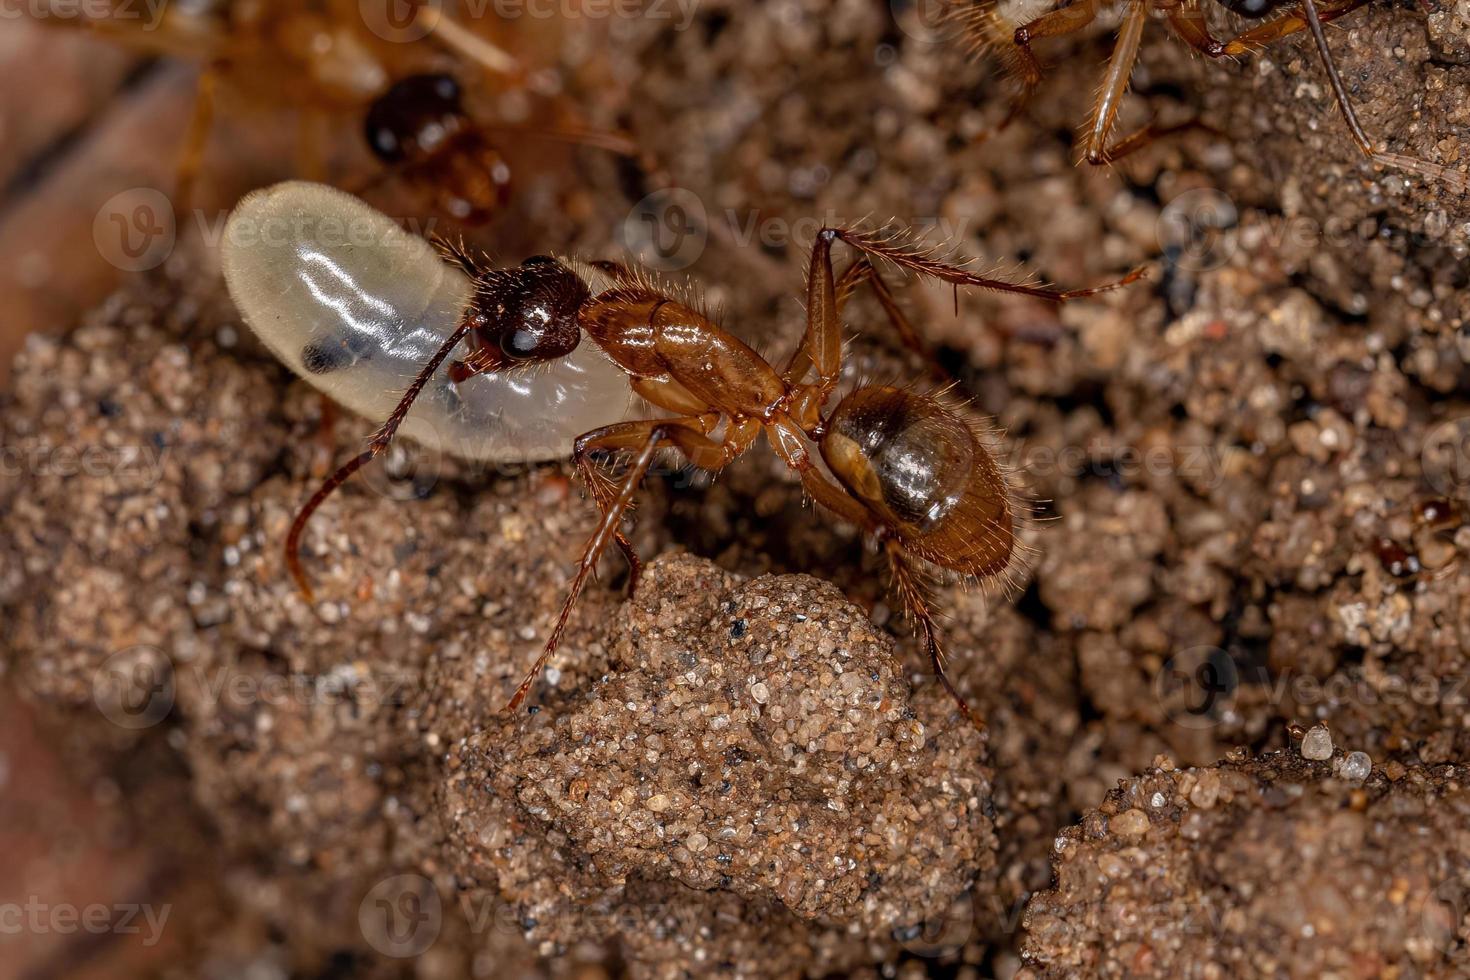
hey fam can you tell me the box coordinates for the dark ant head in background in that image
[364,73,468,164]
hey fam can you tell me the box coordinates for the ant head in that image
[472,257,591,362]
[820,386,977,534]
[1214,0,1280,18]
[364,73,467,163]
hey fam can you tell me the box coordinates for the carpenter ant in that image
[221,181,1145,722]
[27,1,636,214]
[362,72,643,226]
[951,0,1468,189]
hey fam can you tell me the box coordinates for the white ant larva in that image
[220,180,635,463]
[220,180,638,601]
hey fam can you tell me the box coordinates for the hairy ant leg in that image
[1082,0,1149,166]
[883,539,980,727]
[1170,0,1466,191]
[507,415,761,711]
[826,227,1148,300]
[1204,0,1370,53]
[174,65,220,212]
[1012,0,1101,88]
[1296,0,1466,190]
[286,319,473,601]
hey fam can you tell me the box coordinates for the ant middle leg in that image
[838,257,955,385]
[507,416,760,712]
[883,539,982,727]
[1081,0,1149,166]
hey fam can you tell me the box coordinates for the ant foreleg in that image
[573,453,644,595]
[506,421,672,713]
[285,319,472,602]
[508,415,760,712]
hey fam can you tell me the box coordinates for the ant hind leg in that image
[884,539,984,729]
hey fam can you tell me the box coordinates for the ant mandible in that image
[221,181,1145,722]
[953,0,1468,188]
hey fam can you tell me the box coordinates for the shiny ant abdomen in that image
[222,181,1145,722]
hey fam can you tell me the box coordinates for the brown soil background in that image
[1,1,1468,977]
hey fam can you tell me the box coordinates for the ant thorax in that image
[220,181,634,462]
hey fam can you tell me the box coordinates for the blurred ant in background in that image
[950,0,1468,188]
[26,0,645,218]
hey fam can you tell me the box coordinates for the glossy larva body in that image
[220,181,635,463]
